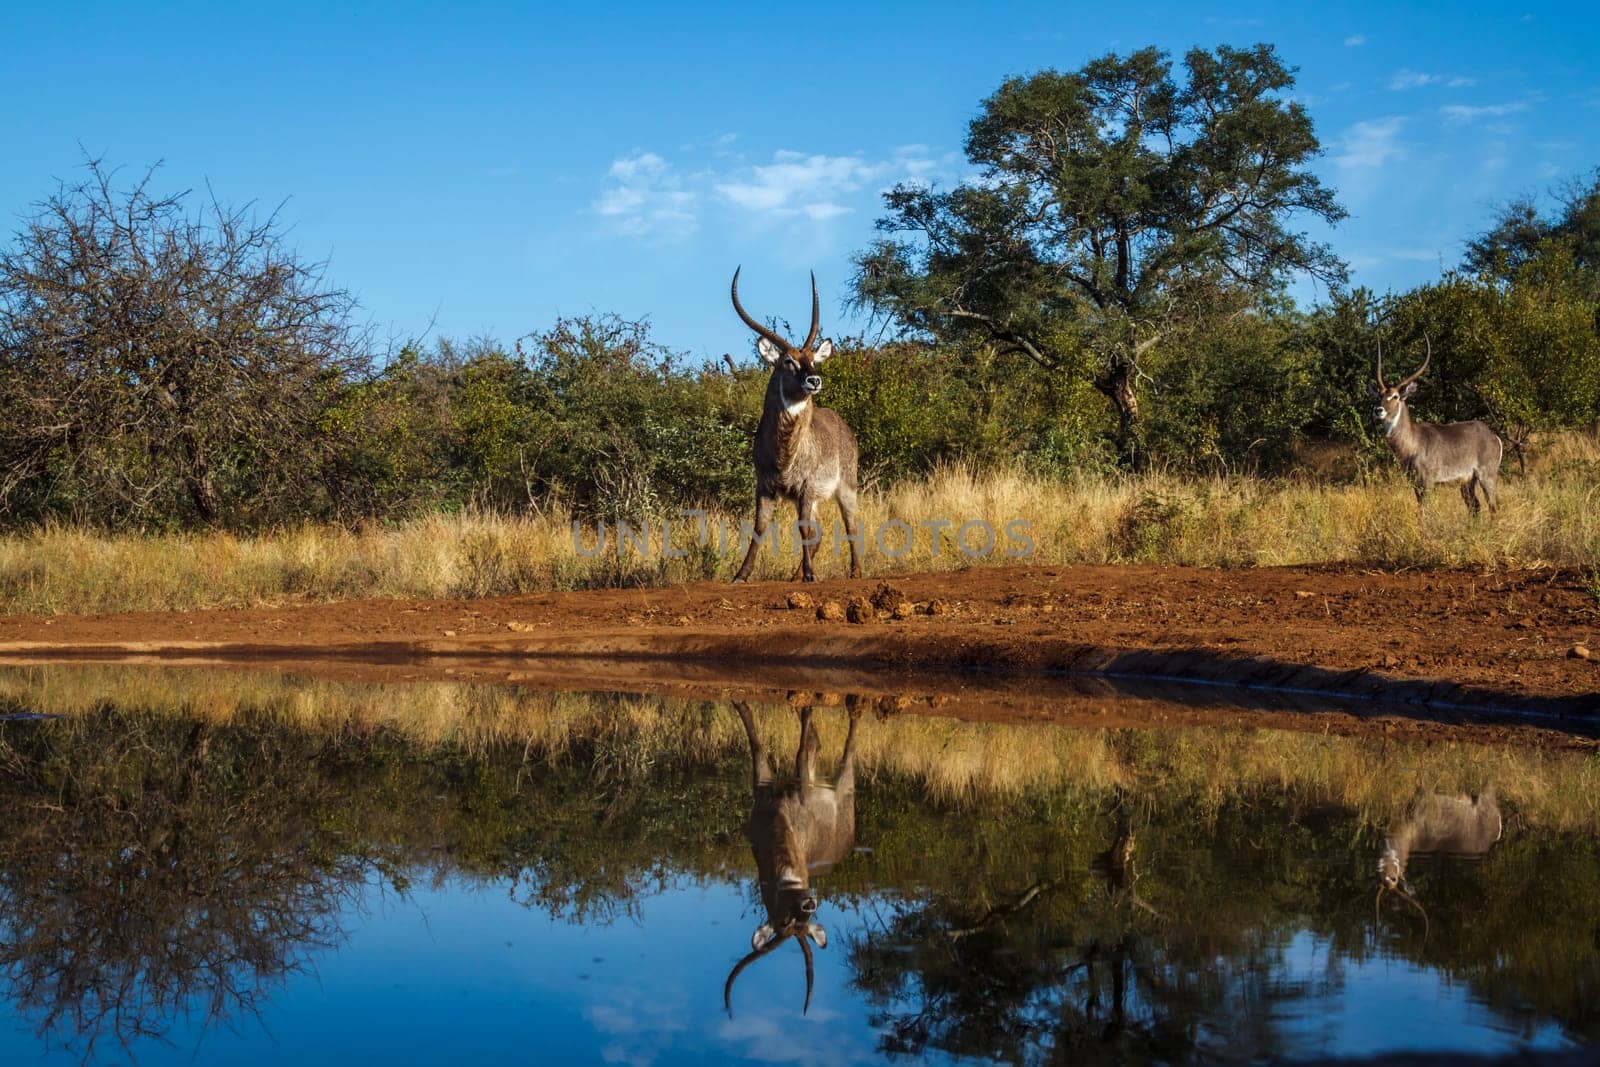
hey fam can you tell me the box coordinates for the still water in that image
[0,666,1595,1064]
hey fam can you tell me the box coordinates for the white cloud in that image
[593,152,698,238]
[804,202,852,221]
[1345,247,1446,273]
[1440,100,1530,122]
[1333,117,1406,170]
[585,984,691,1067]
[593,142,951,243]
[1388,68,1440,90]
[1389,69,1478,91]
[1344,34,1366,46]
[714,151,893,217]
[893,144,943,179]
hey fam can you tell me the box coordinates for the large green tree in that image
[1464,169,1600,287]
[852,45,1346,462]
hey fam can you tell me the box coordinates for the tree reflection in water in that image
[0,712,371,1058]
[846,796,1232,1063]
[844,783,1600,1063]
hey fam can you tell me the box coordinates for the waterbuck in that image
[1371,337,1504,515]
[729,269,863,583]
[724,699,859,1016]
[1375,787,1503,930]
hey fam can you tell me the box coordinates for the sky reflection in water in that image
[1,874,1572,1066]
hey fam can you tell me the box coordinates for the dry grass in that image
[1,434,1597,616]
[3,664,1597,831]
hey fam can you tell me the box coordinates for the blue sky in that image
[3,1,1596,361]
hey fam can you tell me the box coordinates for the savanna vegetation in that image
[1,45,1598,612]
[2,671,1597,1056]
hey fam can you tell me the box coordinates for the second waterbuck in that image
[729,268,863,583]
[1375,787,1503,932]
[1371,337,1503,515]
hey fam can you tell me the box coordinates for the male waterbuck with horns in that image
[1375,787,1503,932]
[723,700,859,1016]
[729,269,863,583]
[1371,337,1504,515]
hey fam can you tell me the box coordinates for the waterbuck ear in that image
[757,337,783,366]
[1367,383,1382,399]
[804,923,827,949]
[1401,381,1418,399]
[811,338,834,364]
[751,923,777,950]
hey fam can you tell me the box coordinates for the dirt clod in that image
[892,600,915,620]
[787,591,815,611]
[846,596,875,624]
[875,694,912,718]
[816,600,845,622]
[926,598,951,616]
[1570,644,1594,661]
[506,621,537,632]
[1381,653,1400,669]
[870,583,906,613]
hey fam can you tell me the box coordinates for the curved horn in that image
[1375,337,1386,391]
[798,931,816,1015]
[801,271,821,351]
[1396,335,1431,391]
[1375,885,1432,942]
[723,930,789,1016]
[731,267,791,354]
[1396,888,1431,940]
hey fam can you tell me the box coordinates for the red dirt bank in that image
[0,565,1594,721]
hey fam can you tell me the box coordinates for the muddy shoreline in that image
[1,563,1595,740]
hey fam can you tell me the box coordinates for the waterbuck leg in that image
[732,492,777,583]
[1480,469,1500,514]
[836,709,859,797]
[797,494,821,583]
[837,483,863,579]
[1461,479,1481,516]
[795,706,819,785]
[787,495,835,581]
[733,701,773,788]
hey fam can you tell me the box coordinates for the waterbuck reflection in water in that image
[1376,785,1504,934]
[723,699,859,1015]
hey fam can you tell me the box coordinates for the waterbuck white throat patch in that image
[778,381,811,417]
